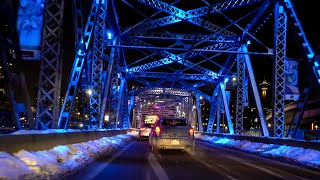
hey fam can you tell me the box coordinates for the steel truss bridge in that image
[2,0,320,139]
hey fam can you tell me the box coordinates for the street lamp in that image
[86,89,92,96]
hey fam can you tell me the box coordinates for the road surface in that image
[62,139,320,180]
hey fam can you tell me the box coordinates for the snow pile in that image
[197,134,320,169]
[0,132,136,180]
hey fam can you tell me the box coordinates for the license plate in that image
[171,140,179,145]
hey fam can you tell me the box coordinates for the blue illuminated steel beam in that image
[242,2,272,39]
[90,1,107,129]
[282,0,320,85]
[116,76,125,128]
[107,47,120,129]
[195,94,203,132]
[72,0,84,47]
[125,38,229,76]
[241,44,269,137]
[125,71,217,82]
[206,87,219,133]
[272,3,286,138]
[134,0,235,36]
[313,56,320,85]
[185,0,264,19]
[128,15,181,33]
[36,0,64,129]
[99,40,117,128]
[235,53,245,135]
[282,0,314,60]
[178,81,210,101]
[58,1,99,129]
[128,32,235,43]
[124,0,263,37]
[219,81,234,134]
[216,87,222,134]
[120,79,130,129]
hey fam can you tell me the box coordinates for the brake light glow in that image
[189,128,194,136]
[140,127,146,131]
[155,126,161,135]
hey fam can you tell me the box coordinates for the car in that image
[138,123,154,141]
[148,117,195,152]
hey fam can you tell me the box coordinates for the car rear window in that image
[142,123,153,128]
[161,119,188,126]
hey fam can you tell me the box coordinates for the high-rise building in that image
[259,78,270,106]
[0,65,7,104]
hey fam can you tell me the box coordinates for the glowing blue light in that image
[308,53,314,59]
[107,32,112,40]
[126,68,128,72]
[314,62,319,67]
[55,129,67,133]
[247,40,251,45]
[318,70,320,75]
[224,78,229,83]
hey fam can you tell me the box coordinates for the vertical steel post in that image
[236,54,245,134]
[90,0,106,129]
[273,2,287,138]
[36,0,64,129]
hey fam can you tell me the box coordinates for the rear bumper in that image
[139,131,151,137]
[155,137,194,149]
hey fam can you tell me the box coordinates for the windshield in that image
[161,119,188,126]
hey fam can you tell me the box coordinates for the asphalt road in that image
[61,139,320,180]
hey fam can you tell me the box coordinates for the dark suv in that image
[148,117,195,152]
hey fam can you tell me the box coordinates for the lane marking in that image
[226,155,286,179]
[199,140,320,174]
[79,141,135,180]
[148,153,170,180]
[200,144,286,179]
[199,141,319,179]
[190,153,239,180]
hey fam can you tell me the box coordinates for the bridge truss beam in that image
[235,54,245,134]
[90,1,107,129]
[58,1,98,129]
[36,0,64,129]
[272,2,287,138]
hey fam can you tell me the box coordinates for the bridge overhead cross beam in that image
[124,38,231,77]
[133,0,257,36]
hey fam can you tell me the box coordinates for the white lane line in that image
[190,153,239,180]
[80,141,135,180]
[200,144,285,179]
[148,153,170,180]
[199,142,314,179]
[226,155,286,179]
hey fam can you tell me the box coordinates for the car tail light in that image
[189,128,194,136]
[140,127,146,131]
[155,126,161,136]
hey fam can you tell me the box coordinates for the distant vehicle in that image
[138,123,154,141]
[149,117,195,152]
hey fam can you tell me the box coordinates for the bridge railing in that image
[0,129,135,153]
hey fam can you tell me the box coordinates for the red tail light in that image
[155,126,161,135]
[189,128,194,136]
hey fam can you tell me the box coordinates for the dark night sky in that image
[1,1,320,106]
